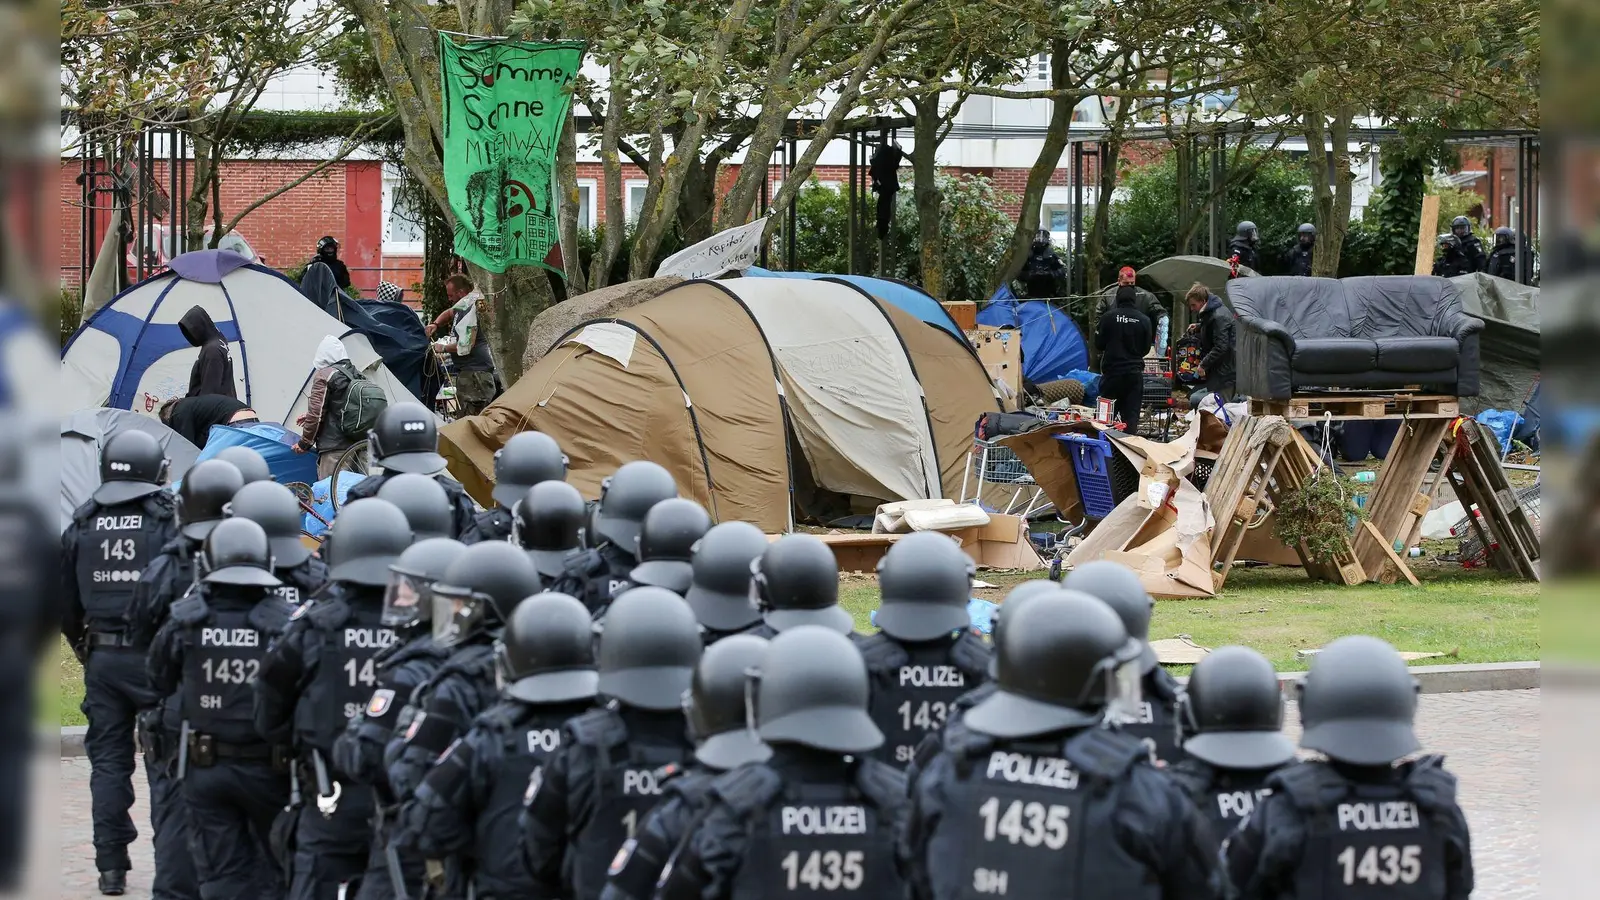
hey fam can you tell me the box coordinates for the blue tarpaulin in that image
[743,268,965,340]
[869,596,999,636]
[977,287,1089,384]
[1475,409,1525,455]
[193,422,319,486]
[302,471,369,537]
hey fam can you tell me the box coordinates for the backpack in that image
[332,360,388,436]
[1173,331,1204,386]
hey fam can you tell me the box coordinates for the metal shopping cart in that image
[959,437,1049,518]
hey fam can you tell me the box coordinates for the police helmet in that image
[752,533,852,635]
[1296,635,1420,766]
[684,521,769,633]
[178,459,247,540]
[630,498,713,596]
[492,431,568,507]
[200,517,281,587]
[1180,646,1296,769]
[1297,222,1317,239]
[1451,215,1472,237]
[94,430,169,505]
[875,532,975,642]
[595,587,703,710]
[213,446,272,485]
[987,579,1064,677]
[317,235,339,253]
[592,461,678,551]
[1494,226,1514,247]
[1235,220,1258,241]
[431,542,542,649]
[368,402,447,476]
[1032,228,1050,247]
[1438,233,1460,251]
[376,473,453,540]
[499,592,600,704]
[686,634,772,770]
[323,498,413,587]
[383,538,466,630]
[513,481,587,579]
[227,481,311,567]
[1062,560,1158,673]
[756,626,881,754]
[964,590,1142,740]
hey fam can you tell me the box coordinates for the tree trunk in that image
[1303,108,1354,277]
[556,105,586,296]
[186,124,214,255]
[678,156,720,246]
[1085,136,1121,294]
[590,58,626,290]
[911,94,944,298]
[468,263,551,385]
[991,41,1077,292]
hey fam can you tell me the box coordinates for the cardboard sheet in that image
[1066,474,1217,598]
[872,498,990,534]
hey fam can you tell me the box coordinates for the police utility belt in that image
[88,630,138,649]
[185,732,292,771]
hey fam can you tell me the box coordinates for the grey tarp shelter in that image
[61,408,200,533]
[1449,273,1540,416]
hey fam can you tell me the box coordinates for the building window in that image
[1034,53,1050,82]
[557,178,597,230]
[625,180,649,223]
[381,166,425,255]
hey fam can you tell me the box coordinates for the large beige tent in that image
[442,278,1001,531]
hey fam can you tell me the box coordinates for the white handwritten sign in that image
[655,217,770,280]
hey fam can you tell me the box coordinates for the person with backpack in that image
[295,335,388,479]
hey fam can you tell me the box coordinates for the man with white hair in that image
[294,335,380,479]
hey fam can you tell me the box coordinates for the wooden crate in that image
[942,301,978,330]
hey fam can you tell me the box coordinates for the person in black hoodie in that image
[1095,284,1152,432]
[1185,284,1236,402]
[179,305,236,399]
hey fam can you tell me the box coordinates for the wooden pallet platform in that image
[1248,394,1459,420]
[1446,420,1540,580]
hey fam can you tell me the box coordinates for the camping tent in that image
[1449,272,1540,415]
[976,289,1089,384]
[300,263,439,402]
[523,276,685,370]
[743,268,967,340]
[61,249,422,425]
[60,408,201,533]
[440,278,1001,531]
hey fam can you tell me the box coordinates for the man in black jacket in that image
[179,306,236,399]
[1095,284,1152,432]
[159,395,258,449]
[1185,284,1236,401]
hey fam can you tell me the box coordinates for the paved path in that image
[55,689,1541,899]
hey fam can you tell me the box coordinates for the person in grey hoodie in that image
[179,305,236,399]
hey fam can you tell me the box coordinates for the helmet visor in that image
[1103,651,1146,726]
[431,587,483,648]
[383,570,435,628]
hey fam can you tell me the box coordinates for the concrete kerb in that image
[54,661,1541,758]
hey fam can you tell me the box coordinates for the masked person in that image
[627,498,713,597]
[1168,646,1298,851]
[294,335,386,480]
[376,473,454,541]
[1019,229,1067,300]
[474,431,568,542]
[858,533,991,768]
[227,480,328,609]
[1227,221,1260,274]
[331,538,466,900]
[749,533,864,641]
[405,592,600,900]
[602,634,772,900]
[656,626,909,900]
[1096,283,1154,433]
[1286,224,1316,276]
[61,431,179,896]
[254,499,412,900]
[311,236,353,291]
[342,402,480,541]
[1185,283,1237,403]
[1432,234,1472,277]
[179,305,237,399]
[1222,636,1474,900]
[683,521,771,645]
[513,480,588,582]
[146,518,296,900]
[520,587,702,900]
[1450,216,1485,273]
[550,460,677,615]
[902,590,1219,900]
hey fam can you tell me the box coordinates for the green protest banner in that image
[439,37,585,275]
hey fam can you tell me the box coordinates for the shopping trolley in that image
[959,437,1049,518]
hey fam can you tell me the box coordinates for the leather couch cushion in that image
[1292,339,1379,375]
[1375,337,1459,373]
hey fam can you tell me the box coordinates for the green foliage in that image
[1275,470,1364,567]
[1351,149,1430,275]
[59,288,82,348]
[571,220,687,289]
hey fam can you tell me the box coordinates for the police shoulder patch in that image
[609,838,637,876]
[367,688,396,718]
[437,738,461,764]
[523,765,544,807]
[289,599,314,621]
[404,711,427,742]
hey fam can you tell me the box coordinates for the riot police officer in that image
[1486,226,1531,281]
[513,480,587,581]
[128,458,245,647]
[749,533,861,639]
[1286,224,1316,276]
[61,430,178,896]
[1228,221,1260,272]
[405,592,600,899]
[214,445,273,485]
[521,587,702,900]
[147,517,296,900]
[1432,234,1471,277]
[859,533,990,768]
[1063,560,1186,763]
[227,480,329,607]
[602,634,771,900]
[902,590,1218,900]
[683,521,770,644]
[331,537,466,900]
[1221,636,1473,899]
[549,460,678,615]
[377,472,454,541]
[342,402,480,539]
[656,626,909,900]
[254,499,413,900]
[1167,646,1297,850]
[474,431,568,542]
[1451,215,1485,272]
[628,498,713,596]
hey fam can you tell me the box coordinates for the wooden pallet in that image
[1249,394,1459,420]
[1446,420,1540,580]
[1349,416,1454,585]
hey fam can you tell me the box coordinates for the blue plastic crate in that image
[1059,432,1118,520]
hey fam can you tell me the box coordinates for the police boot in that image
[98,869,127,896]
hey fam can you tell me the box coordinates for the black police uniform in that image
[1285,244,1314,277]
[600,761,720,900]
[0,471,54,892]
[1432,250,1471,278]
[859,632,991,768]
[472,506,514,543]
[344,472,480,543]
[1458,234,1486,273]
[1124,666,1186,765]
[1227,236,1259,272]
[548,542,637,616]
[1220,757,1473,900]
[1168,759,1293,850]
[1486,240,1531,281]
[384,639,500,807]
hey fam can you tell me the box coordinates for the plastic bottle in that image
[1351,471,1376,483]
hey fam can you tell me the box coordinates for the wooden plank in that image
[1362,520,1421,586]
[1408,493,1433,518]
[1247,394,1459,421]
[1415,194,1441,275]
[1351,417,1451,582]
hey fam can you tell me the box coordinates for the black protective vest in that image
[1169,759,1282,847]
[295,596,397,754]
[552,545,635,616]
[74,497,167,624]
[564,707,693,900]
[472,702,574,898]
[860,632,991,768]
[1118,668,1185,765]
[179,593,292,744]
[1276,760,1453,900]
[719,760,904,900]
[928,727,1159,900]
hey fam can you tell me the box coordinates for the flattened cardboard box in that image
[799,513,1044,573]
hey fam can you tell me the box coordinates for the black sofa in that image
[1225,275,1484,400]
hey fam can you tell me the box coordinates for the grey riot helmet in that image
[498,592,599,704]
[874,532,975,642]
[685,521,769,634]
[94,430,169,505]
[431,542,542,649]
[1297,223,1317,245]
[178,459,246,540]
[213,446,271,485]
[1451,215,1473,238]
[987,579,1065,677]
[323,498,413,587]
[685,633,772,770]
[227,480,311,567]
[368,402,447,476]
[513,481,586,579]
[756,626,881,754]
[592,461,677,550]
[751,533,851,635]
[377,473,453,540]
[1438,233,1461,251]
[200,517,281,587]
[1179,646,1295,769]
[1493,226,1514,247]
[1235,221,1258,243]
[964,590,1142,740]
[630,498,713,596]
[492,431,568,507]
[1296,635,1420,766]
[1063,560,1158,673]
[383,538,466,630]
[595,587,703,710]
